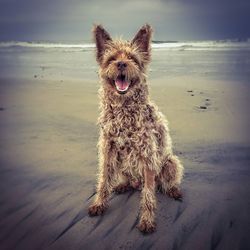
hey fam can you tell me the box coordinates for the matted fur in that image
[88,24,184,234]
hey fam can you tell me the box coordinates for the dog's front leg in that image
[137,168,157,233]
[88,143,116,216]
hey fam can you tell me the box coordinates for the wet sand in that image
[0,51,250,249]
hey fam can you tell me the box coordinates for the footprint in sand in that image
[204,98,211,106]
[198,98,211,110]
[187,91,212,111]
[187,90,195,96]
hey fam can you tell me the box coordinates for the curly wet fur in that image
[88,24,184,234]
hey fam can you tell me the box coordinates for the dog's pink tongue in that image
[115,79,129,91]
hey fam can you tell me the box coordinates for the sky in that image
[0,0,250,42]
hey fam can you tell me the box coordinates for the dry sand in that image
[0,73,250,250]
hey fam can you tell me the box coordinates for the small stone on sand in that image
[199,106,207,109]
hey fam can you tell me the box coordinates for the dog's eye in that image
[107,56,115,63]
[127,55,132,60]
[129,55,140,66]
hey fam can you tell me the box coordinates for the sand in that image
[0,49,250,250]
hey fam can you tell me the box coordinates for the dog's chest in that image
[102,105,157,164]
[104,107,145,149]
[100,103,160,179]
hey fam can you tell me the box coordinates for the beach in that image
[0,43,250,249]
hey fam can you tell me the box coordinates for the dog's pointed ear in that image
[132,24,153,63]
[93,24,112,64]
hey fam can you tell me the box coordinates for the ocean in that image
[0,40,249,82]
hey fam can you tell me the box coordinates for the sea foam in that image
[0,40,250,51]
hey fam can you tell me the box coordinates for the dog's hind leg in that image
[157,155,184,200]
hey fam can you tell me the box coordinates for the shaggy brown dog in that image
[88,24,184,234]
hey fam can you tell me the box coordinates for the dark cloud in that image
[0,0,249,41]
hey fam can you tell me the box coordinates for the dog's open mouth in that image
[114,74,130,94]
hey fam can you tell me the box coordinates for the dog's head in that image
[93,24,152,96]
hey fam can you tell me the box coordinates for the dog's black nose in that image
[117,61,127,70]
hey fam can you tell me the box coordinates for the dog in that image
[88,24,184,234]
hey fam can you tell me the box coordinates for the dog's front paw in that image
[88,203,107,216]
[137,220,156,234]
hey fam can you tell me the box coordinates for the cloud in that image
[0,0,249,41]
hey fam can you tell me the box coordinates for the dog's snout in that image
[117,61,127,70]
